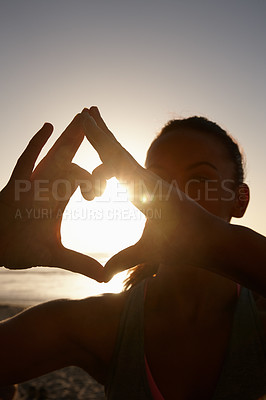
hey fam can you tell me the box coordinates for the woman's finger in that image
[44,113,85,168]
[88,106,116,138]
[91,164,113,197]
[10,123,53,181]
[57,163,96,204]
[53,246,105,282]
[83,112,142,179]
[104,240,147,281]
[92,163,115,181]
[83,112,120,160]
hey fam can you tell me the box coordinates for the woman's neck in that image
[149,262,238,316]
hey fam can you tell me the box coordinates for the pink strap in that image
[145,356,165,400]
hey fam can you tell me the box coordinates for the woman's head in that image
[145,116,249,221]
[146,117,244,184]
[124,116,249,290]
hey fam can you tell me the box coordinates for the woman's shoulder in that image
[74,290,129,340]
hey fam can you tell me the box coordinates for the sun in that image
[61,177,146,262]
[60,178,145,293]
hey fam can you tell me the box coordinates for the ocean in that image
[0,253,127,306]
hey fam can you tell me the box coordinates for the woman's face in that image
[145,129,239,221]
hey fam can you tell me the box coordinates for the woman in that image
[0,108,266,399]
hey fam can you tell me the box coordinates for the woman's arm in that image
[0,300,78,384]
[206,222,266,296]
[83,106,266,296]
[0,293,123,385]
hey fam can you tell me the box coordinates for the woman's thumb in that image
[104,242,146,281]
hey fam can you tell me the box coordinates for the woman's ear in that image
[231,183,250,218]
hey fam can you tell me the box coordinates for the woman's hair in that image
[123,116,245,291]
[146,116,245,185]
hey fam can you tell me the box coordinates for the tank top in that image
[105,281,266,399]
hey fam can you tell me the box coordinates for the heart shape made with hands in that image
[0,107,210,285]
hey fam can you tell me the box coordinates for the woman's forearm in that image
[204,222,266,296]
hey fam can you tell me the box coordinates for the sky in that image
[0,0,266,257]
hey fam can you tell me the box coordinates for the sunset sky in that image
[0,0,265,257]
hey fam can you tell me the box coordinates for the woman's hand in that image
[83,107,215,280]
[83,107,266,297]
[0,111,105,282]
